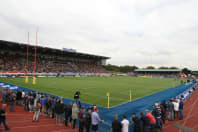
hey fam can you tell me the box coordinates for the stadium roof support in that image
[0,40,110,60]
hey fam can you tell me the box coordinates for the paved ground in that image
[0,105,76,132]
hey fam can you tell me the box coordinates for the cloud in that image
[0,0,198,70]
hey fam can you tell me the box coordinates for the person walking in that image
[112,114,122,132]
[0,104,10,131]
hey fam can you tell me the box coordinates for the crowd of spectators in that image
[0,52,106,73]
[1,89,104,132]
[111,85,198,132]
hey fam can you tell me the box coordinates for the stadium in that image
[1,0,198,131]
[0,40,183,106]
[0,39,198,132]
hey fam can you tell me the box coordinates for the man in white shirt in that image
[22,90,25,99]
[121,114,129,132]
[173,99,179,120]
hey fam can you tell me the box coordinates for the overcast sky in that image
[0,0,198,70]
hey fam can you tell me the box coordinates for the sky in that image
[0,0,198,70]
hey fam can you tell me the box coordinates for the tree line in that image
[103,64,193,75]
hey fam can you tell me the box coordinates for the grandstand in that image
[0,40,110,76]
[135,69,182,78]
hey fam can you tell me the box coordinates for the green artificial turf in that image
[0,77,180,107]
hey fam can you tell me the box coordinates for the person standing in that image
[16,90,22,106]
[91,107,104,132]
[45,96,50,115]
[51,97,56,119]
[79,114,86,132]
[29,94,34,112]
[79,106,86,132]
[72,103,79,129]
[2,90,6,103]
[173,99,179,120]
[41,95,47,115]
[140,112,150,132]
[24,93,29,111]
[121,115,129,132]
[112,114,122,132]
[132,113,141,132]
[0,104,10,131]
[145,110,156,132]
[179,98,184,120]
[5,91,11,104]
[55,99,65,125]
[22,90,25,101]
[161,100,167,124]
[9,92,15,112]
[64,102,72,127]
[85,110,92,132]
[16,91,20,105]
[152,103,162,130]
[167,99,174,121]
[32,101,41,122]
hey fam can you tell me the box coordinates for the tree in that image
[103,64,138,73]
[182,68,191,75]
[169,66,178,69]
[146,66,155,69]
[103,64,120,72]
[158,66,169,69]
[119,65,138,73]
[191,71,198,77]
